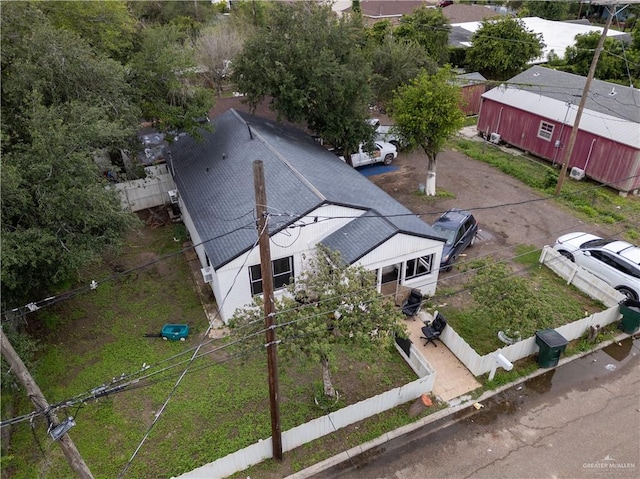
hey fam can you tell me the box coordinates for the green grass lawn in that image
[1,225,416,479]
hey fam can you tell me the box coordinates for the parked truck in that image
[368,118,404,149]
[337,141,398,167]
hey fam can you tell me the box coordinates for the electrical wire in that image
[116,214,267,478]
[1,225,631,429]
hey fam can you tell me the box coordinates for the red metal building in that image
[456,72,487,116]
[477,66,640,194]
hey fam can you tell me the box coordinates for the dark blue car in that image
[432,209,479,271]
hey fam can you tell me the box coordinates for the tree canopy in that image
[38,0,137,62]
[466,17,544,80]
[1,2,140,308]
[389,67,465,196]
[127,24,214,136]
[370,37,437,108]
[394,6,451,65]
[230,245,406,397]
[231,1,374,155]
[562,31,628,82]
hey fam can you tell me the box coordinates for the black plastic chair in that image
[402,289,423,317]
[420,313,447,347]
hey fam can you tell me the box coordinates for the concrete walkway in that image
[405,311,481,402]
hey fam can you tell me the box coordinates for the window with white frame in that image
[405,254,435,279]
[537,121,554,141]
[249,256,294,296]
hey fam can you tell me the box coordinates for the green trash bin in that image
[535,329,568,368]
[619,298,640,334]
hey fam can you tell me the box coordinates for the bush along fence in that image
[177,342,435,479]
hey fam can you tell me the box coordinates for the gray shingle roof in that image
[169,109,442,269]
[507,66,640,123]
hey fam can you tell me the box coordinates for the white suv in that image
[553,232,640,300]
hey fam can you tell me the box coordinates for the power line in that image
[116,216,267,478]
[1,225,630,429]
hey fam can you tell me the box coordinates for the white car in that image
[368,118,404,149]
[552,232,640,300]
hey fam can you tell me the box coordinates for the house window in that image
[538,121,554,141]
[249,256,294,296]
[405,254,435,279]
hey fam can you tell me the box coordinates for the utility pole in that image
[555,4,614,195]
[0,329,94,479]
[253,160,283,461]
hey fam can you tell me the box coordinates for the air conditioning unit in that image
[489,132,501,144]
[200,266,214,284]
[570,167,585,181]
[168,189,179,204]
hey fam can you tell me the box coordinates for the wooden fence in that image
[113,164,176,212]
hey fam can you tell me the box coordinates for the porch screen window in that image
[537,121,554,141]
[249,256,294,296]
[405,254,434,279]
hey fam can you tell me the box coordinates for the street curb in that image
[285,331,634,479]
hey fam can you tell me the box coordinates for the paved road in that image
[312,338,640,479]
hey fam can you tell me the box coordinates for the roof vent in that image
[608,87,617,96]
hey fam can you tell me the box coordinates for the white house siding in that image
[212,204,372,323]
[356,233,443,297]
[205,204,443,324]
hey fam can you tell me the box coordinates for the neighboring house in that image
[455,72,487,116]
[450,16,629,61]
[168,109,446,324]
[441,2,504,24]
[478,66,640,194]
[340,1,432,24]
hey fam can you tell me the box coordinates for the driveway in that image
[369,137,617,265]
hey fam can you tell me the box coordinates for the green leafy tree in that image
[519,1,570,20]
[128,24,215,136]
[127,0,220,29]
[230,246,407,398]
[389,67,465,196]
[466,17,544,80]
[1,4,140,308]
[229,0,272,28]
[564,31,628,81]
[365,19,393,45]
[628,22,640,86]
[1,98,139,307]
[231,1,374,161]
[394,6,450,65]
[37,0,137,61]
[371,37,437,108]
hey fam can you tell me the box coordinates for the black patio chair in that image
[401,289,423,317]
[420,312,447,347]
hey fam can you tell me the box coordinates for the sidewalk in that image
[286,332,636,479]
[405,311,480,402]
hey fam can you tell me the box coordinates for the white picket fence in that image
[177,342,435,479]
[176,245,627,478]
[539,246,625,307]
[113,164,176,212]
[439,246,624,377]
